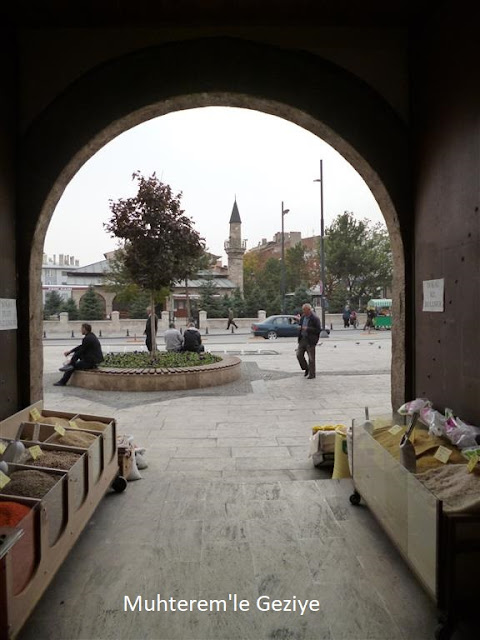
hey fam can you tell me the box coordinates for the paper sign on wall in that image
[423,279,444,312]
[0,299,17,330]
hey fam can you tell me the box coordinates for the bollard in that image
[126,329,129,337]
[43,331,46,338]
[205,326,209,335]
[231,325,234,334]
[71,331,74,338]
[99,330,102,338]
[330,323,333,330]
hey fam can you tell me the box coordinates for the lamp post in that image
[314,160,329,337]
[281,201,290,314]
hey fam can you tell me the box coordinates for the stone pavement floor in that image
[17,333,443,639]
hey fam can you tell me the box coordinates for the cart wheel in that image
[349,491,361,506]
[112,475,128,493]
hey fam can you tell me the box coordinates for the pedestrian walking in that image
[296,303,321,379]
[226,308,238,331]
[364,307,376,334]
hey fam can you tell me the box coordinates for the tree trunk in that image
[150,290,157,356]
[185,278,191,322]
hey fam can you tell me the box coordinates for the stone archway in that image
[18,38,409,408]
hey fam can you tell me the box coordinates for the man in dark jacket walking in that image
[54,323,103,386]
[296,303,321,379]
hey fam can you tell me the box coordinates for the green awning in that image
[367,298,392,308]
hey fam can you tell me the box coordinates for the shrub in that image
[102,351,221,369]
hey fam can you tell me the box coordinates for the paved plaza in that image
[18,330,441,640]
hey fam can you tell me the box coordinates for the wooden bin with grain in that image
[0,401,121,640]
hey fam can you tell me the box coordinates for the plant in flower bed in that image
[102,351,221,369]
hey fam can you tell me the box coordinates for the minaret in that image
[224,198,246,292]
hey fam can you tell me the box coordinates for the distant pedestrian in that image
[164,323,183,352]
[296,303,321,379]
[364,307,376,334]
[226,308,238,331]
[144,306,158,352]
[54,323,103,386]
[342,305,351,328]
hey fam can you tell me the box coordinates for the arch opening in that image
[24,40,407,409]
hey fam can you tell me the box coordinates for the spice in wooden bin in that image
[69,418,108,432]
[31,414,72,428]
[0,500,31,526]
[1,469,58,499]
[48,430,97,448]
[26,450,82,470]
[0,500,35,594]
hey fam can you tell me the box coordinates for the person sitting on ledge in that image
[164,322,183,352]
[54,323,103,386]
[181,322,205,354]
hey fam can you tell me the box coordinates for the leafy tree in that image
[104,172,205,352]
[43,290,63,319]
[79,285,104,320]
[128,291,151,319]
[286,285,312,315]
[198,276,223,317]
[60,297,79,320]
[285,243,309,293]
[325,212,393,312]
[229,287,247,318]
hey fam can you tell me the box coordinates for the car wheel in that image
[267,331,277,340]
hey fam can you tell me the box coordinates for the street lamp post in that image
[314,160,329,337]
[281,201,290,314]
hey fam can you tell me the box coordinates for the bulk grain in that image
[28,450,82,470]
[1,470,58,499]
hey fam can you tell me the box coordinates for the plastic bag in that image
[444,412,480,450]
[398,398,431,415]
[419,405,446,437]
[135,448,148,470]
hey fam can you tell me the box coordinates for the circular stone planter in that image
[70,356,242,391]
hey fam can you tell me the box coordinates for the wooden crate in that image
[0,401,120,639]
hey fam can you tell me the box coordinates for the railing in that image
[224,239,247,251]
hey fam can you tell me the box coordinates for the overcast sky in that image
[44,106,384,266]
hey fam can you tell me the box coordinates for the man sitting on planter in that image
[181,322,205,354]
[54,323,104,386]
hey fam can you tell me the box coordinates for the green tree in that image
[198,277,222,317]
[229,287,247,318]
[286,285,312,315]
[104,172,205,352]
[43,290,63,319]
[79,285,104,320]
[325,212,393,312]
[60,297,79,320]
[285,243,309,293]
[243,255,283,316]
[128,291,151,318]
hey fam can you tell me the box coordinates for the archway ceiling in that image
[7,0,436,28]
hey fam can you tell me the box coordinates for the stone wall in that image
[43,310,369,337]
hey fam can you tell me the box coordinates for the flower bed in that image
[102,351,221,369]
[70,353,241,392]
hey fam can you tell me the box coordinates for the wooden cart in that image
[349,419,480,639]
[0,401,124,639]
